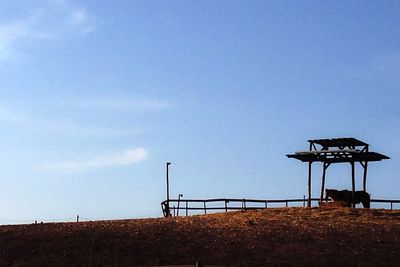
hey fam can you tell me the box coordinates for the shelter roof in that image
[308,138,368,148]
[287,137,389,163]
[287,150,389,163]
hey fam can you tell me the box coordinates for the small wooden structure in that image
[287,138,389,208]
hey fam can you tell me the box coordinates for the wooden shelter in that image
[287,138,389,207]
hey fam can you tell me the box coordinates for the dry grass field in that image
[0,207,400,266]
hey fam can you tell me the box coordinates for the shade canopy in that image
[307,138,368,148]
[287,137,389,207]
[287,137,389,163]
[287,150,389,163]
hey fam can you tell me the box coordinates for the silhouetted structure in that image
[161,137,396,217]
[287,138,389,207]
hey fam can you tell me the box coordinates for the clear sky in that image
[0,1,399,223]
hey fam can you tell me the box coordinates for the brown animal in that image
[325,189,370,208]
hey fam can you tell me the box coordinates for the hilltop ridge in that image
[0,207,399,266]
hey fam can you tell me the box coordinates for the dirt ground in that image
[0,207,399,266]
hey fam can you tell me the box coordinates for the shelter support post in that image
[362,145,369,192]
[320,162,329,202]
[363,161,368,192]
[308,161,312,207]
[351,161,355,208]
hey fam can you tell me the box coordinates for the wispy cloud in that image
[0,1,94,61]
[66,6,94,34]
[338,51,400,81]
[77,97,172,112]
[40,148,148,172]
[374,52,400,76]
[38,119,142,137]
[0,20,34,60]
[0,94,172,138]
[0,105,141,137]
[0,105,26,124]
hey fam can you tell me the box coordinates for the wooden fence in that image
[161,197,400,217]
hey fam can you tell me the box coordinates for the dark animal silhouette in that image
[325,189,370,208]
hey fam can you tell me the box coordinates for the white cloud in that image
[39,119,142,137]
[77,97,172,112]
[0,21,31,60]
[338,51,400,80]
[40,148,148,172]
[374,52,400,75]
[70,9,87,25]
[0,1,94,61]
[67,7,94,34]
[0,105,141,137]
[0,105,26,124]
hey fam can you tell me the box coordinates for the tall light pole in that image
[166,162,171,217]
[177,194,183,216]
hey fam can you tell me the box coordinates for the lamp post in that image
[166,162,171,217]
[177,194,183,216]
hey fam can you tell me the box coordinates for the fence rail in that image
[371,199,400,210]
[161,197,400,217]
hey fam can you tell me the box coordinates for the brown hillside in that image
[0,207,400,266]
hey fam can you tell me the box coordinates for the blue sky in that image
[0,1,399,223]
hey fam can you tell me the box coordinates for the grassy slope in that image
[0,207,400,266]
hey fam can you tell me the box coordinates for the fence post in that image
[265,200,268,208]
[203,201,207,214]
[225,200,228,212]
[303,195,305,207]
[243,199,247,210]
[77,215,79,223]
[285,200,288,207]
[391,202,393,210]
[186,201,188,216]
